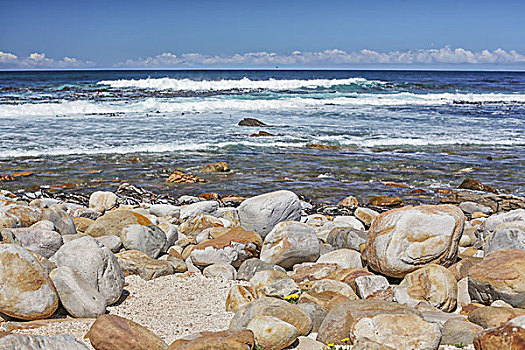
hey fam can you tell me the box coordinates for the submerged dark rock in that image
[459,178,498,194]
[238,118,267,127]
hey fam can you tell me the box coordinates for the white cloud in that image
[2,47,525,69]
[115,47,525,68]
[0,51,96,69]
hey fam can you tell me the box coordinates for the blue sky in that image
[1,0,525,69]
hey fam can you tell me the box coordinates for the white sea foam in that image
[97,77,383,91]
[2,92,525,118]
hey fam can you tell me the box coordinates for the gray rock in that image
[49,266,106,318]
[481,209,525,232]
[41,205,76,235]
[333,216,365,230]
[179,200,218,221]
[31,220,55,231]
[178,195,202,205]
[121,224,167,258]
[295,336,326,350]
[236,258,286,281]
[247,316,298,350]
[149,204,180,219]
[95,235,123,253]
[238,190,301,238]
[116,250,185,280]
[260,221,320,270]
[441,318,483,345]
[262,278,301,299]
[0,334,89,350]
[203,263,237,280]
[459,201,493,215]
[326,226,366,251]
[50,236,124,306]
[485,222,525,253]
[9,227,63,258]
[297,303,328,333]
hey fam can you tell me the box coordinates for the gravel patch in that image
[13,273,243,347]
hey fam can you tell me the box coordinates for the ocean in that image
[0,70,524,203]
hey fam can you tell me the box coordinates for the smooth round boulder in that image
[203,263,237,280]
[84,209,151,238]
[41,205,76,235]
[89,191,118,212]
[226,285,258,312]
[9,227,63,258]
[4,205,42,227]
[364,205,465,278]
[399,264,458,312]
[121,224,167,258]
[260,221,320,270]
[247,316,298,350]
[351,314,441,350]
[317,248,362,269]
[51,236,124,305]
[49,266,106,318]
[238,190,302,238]
[0,244,58,320]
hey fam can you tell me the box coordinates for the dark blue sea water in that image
[0,70,524,203]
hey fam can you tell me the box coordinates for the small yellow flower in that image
[341,337,350,343]
[283,294,299,300]
[327,344,334,347]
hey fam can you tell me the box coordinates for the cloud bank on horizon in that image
[2,47,525,69]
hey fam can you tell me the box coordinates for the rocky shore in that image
[1,173,525,350]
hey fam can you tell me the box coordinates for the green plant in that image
[455,343,465,349]
[254,344,263,350]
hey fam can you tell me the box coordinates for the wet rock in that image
[168,329,254,350]
[468,249,525,307]
[250,131,275,137]
[8,227,63,258]
[0,334,89,349]
[229,297,312,336]
[368,196,403,208]
[440,191,525,213]
[350,313,441,350]
[86,314,167,350]
[84,209,151,238]
[0,244,58,320]
[238,190,301,238]
[459,178,498,194]
[201,161,230,172]
[238,118,267,127]
[51,236,124,305]
[190,227,262,268]
[247,316,298,350]
[121,224,167,258]
[49,266,106,318]
[89,191,117,212]
[166,171,205,184]
[398,264,458,312]
[364,205,464,278]
[260,221,320,269]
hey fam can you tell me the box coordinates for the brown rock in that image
[84,210,152,238]
[468,306,525,329]
[73,217,94,233]
[200,162,230,173]
[305,143,341,150]
[459,178,498,194]
[226,285,258,312]
[368,196,403,208]
[289,262,340,286]
[325,268,375,292]
[238,118,267,127]
[468,249,525,307]
[474,317,525,350]
[299,279,359,308]
[86,314,167,350]
[116,250,186,280]
[5,206,42,227]
[338,196,359,209]
[199,192,221,201]
[167,171,206,183]
[190,227,262,268]
[448,258,475,281]
[250,131,275,137]
[168,329,254,350]
[316,299,421,345]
